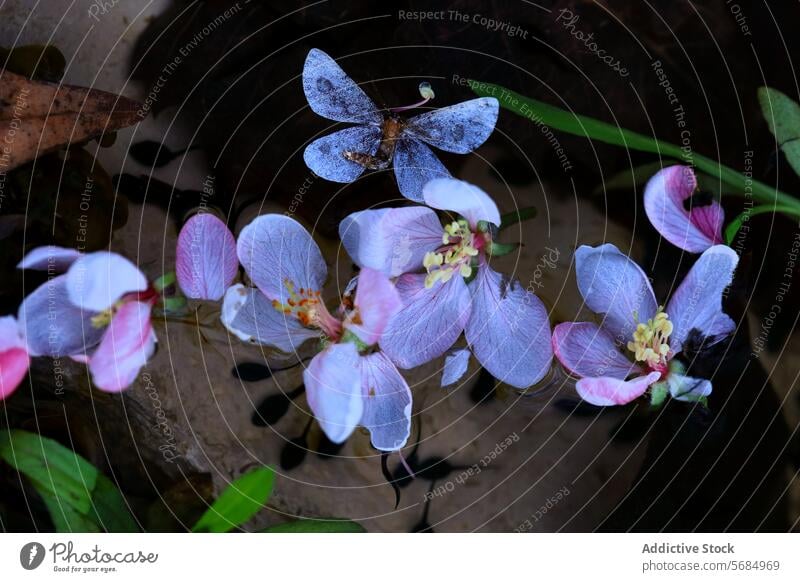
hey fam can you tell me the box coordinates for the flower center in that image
[272,279,342,339]
[423,219,482,288]
[627,307,673,373]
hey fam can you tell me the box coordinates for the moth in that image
[302,48,499,202]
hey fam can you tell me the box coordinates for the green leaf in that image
[489,241,519,257]
[0,429,137,532]
[724,204,800,245]
[0,429,97,514]
[192,466,275,533]
[758,86,800,177]
[262,519,365,533]
[499,206,537,230]
[470,81,800,210]
[153,271,176,292]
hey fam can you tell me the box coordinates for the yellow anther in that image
[424,219,483,288]
[627,306,673,369]
[91,308,114,329]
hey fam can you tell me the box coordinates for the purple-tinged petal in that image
[0,316,29,399]
[575,244,657,342]
[667,373,712,402]
[348,268,402,346]
[89,301,155,392]
[66,252,148,311]
[339,207,442,276]
[221,284,318,352]
[360,352,412,451]
[576,371,661,406]
[380,274,470,369]
[17,275,104,357]
[466,266,553,388]
[552,322,642,380]
[303,343,363,444]
[304,125,381,183]
[393,138,450,203]
[237,215,327,303]
[667,244,738,353]
[176,213,237,301]
[644,166,723,253]
[441,348,470,387]
[405,97,499,154]
[17,246,81,271]
[302,48,382,125]
[423,178,500,228]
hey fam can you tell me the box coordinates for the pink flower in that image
[552,244,738,406]
[176,213,238,301]
[17,248,157,392]
[222,215,410,451]
[644,165,725,253]
[0,316,30,399]
[339,177,553,389]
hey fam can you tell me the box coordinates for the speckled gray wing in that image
[304,125,382,182]
[405,97,499,154]
[303,48,382,125]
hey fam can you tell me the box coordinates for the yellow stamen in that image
[424,219,481,288]
[627,307,673,369]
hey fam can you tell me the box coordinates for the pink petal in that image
[66,252,148,311]
[220,284,318,352]
[667,244,738,353]
[348,268,402,346]
[552,322,641,380]
[360,352,412,451]
[422,178,501,228]
[576,371,661,406]
[380,273,471,369]
[176,213,237,300]
[339,207,443,277]
[465,265,553,389]
[0,348,29,399]
[303,343,363,444]
[17,246,82,271]
[644,165,723,253]
[89,301,155,392]
[237,215,327,303]
[575,244,657,342]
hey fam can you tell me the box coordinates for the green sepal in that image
[160,296,187,314]
[153,272,177,292]
[649,382,669,409]
[489,241,520,257]
[499,206,537,230]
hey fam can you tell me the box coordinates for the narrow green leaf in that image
[89,473,139,532]
[499,206,537,230]
[41,495,100,533]
[470,81,800,210]
[757,86,800,177]
[724,204,800,245]
[0,429,97,514]
[262,519,365,533]
[192,466,275,533]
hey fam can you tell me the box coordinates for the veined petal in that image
[89,301,156,392]
[575,244,657,342]
[576,371,661,406]
[360,352,412,451]
[66,252,148,311]
[380,274,471,369]
[0,316,29,399]
[423,178,501,228]
[552,321,641,380]
[303,343,364,444]
[667,373,712,402]
[644,166,723,253]
[176,213,237,301]
[18,275,104,357]
[348,268,402,346]
[667,244,738,353]
[393,138,450,203]
[237,215,327,303]
[221,284,318,352]
[441,348,470,387]
[466,265,553,388]
[17,246,81,271]
[339,207,442,276]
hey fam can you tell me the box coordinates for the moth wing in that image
[405,97,499,154]
[304,125,382,182]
